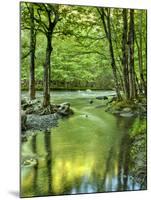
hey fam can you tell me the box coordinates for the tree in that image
[97,8,121,99]
[128,9,136,99]
[21,4,147,101]
[21,3,37,99]
[135,10,147,95]
[122,9,130,99]
[33,3,59,108]
[29,4,36,100]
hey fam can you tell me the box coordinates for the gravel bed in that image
[26,113,59,131]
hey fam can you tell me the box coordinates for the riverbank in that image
[21,80,114,91]
[21,91,147,134]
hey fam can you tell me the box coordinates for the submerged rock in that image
[89,99,93,104]
[95,104,106,109]
[96,96,108,100]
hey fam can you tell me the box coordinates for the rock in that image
[112,110,122,114]
[21,98,27,105]
[22,158,38,167]
[57,102,74,116]
[89,99,93,104]
[108,96,117,103]
[21,134,27,142]
[30,99,41,105]
[21,98,42,113]
[122,107,132,113]
[96,96,108,100]
[21,110,27,130]
[61,102,70,107]
[25,107,35,114]
[86,89,91,92]
[120,112,134,117]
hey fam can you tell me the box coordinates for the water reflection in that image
[116,117,140,191]
[21,91,143,197]
[44,130,52,194]
[32,134,38,194]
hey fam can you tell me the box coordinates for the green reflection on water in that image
[21,91,141,197]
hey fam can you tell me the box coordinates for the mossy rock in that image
[22,158,38,167]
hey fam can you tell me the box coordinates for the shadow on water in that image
[95,116,139,193]
[95,146,114,192]
[30,130,53,196]
[32,134,38,194]
[116,117,136,191]
[44,130,52,195]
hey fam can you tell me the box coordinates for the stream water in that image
[21,90,141,197]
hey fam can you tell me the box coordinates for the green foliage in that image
[111,100,136,110]
[20,3,147,91]
[129,117,147,188]
[130,118,146,138]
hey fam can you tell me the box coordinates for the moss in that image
[129,117,147,188]
[130,118,146,138]
[108,99,135,111]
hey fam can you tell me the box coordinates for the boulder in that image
[57,102,74,116]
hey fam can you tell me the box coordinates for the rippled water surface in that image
[21,91,141,197]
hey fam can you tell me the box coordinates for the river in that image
[21,90,141,197]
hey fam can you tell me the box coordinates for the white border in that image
[0,0,150,199]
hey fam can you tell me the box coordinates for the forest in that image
[20,2,147,198]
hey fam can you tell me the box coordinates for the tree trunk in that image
[138,11,146,95]
[128,9,136,99]
[29,4,36,100]
[99,8,121,99]
[108,34,121,99]
[122,9,130,99]
[43,34,52,108]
